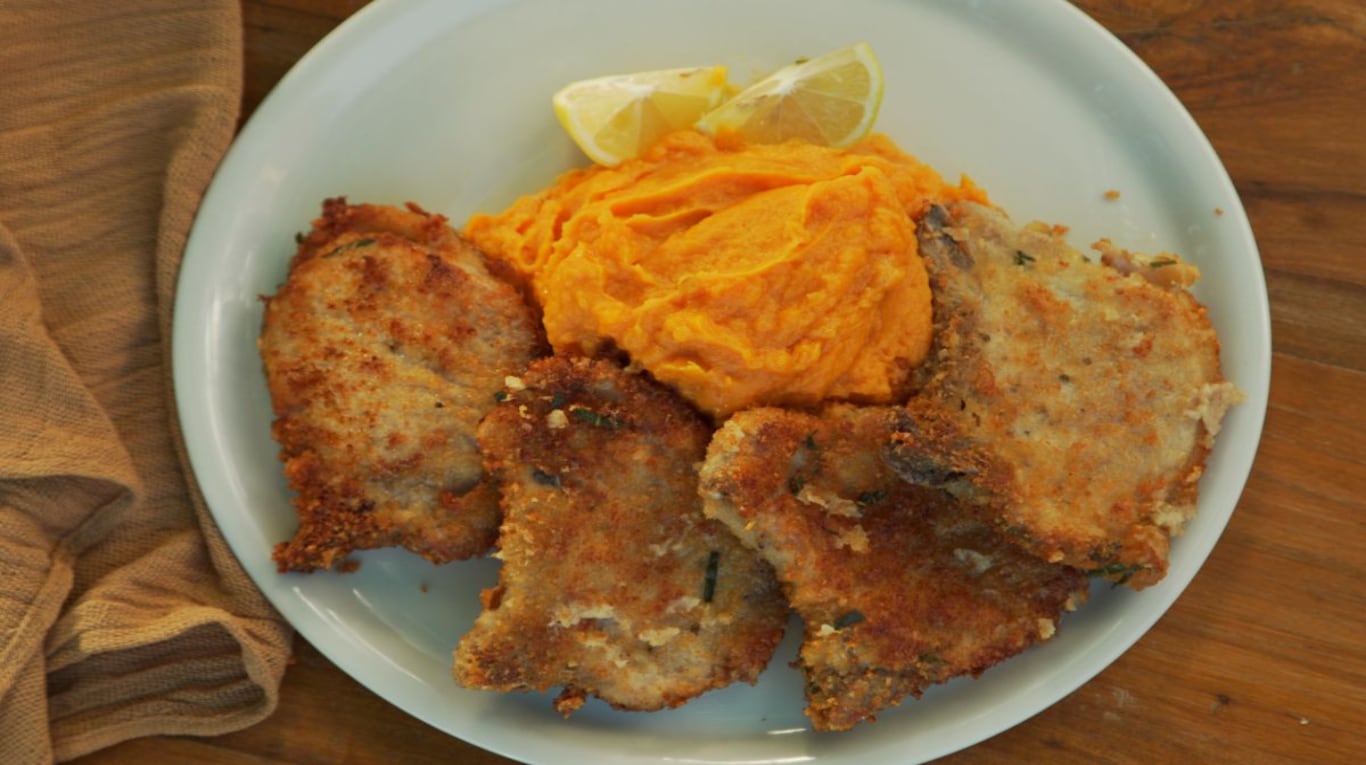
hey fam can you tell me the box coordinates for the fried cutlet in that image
[260,198,545,572]
[889,201,1242,587]
[699,404,1089,731]
[454,355,788,714]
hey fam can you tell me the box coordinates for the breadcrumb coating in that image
[260,199,544,572]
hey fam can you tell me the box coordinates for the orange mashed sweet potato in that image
[465,130,986,417]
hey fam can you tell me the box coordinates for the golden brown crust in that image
[260,199,545,572]
[454,356,788,713]
[699,404,1089,731]
[896,202,1242,587]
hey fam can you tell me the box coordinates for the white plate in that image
[173,0,1271,762]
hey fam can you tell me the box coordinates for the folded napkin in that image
[0,2,292,762]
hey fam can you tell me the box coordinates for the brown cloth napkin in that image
[0,1,293,762]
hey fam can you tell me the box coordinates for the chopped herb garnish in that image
[833,610,866,630]
[1089,562,1142,586]
[1003,525,1036,544]
[323,237,376,257]
[788,432,822,495]
[293,231,305,244]
[1148,257,1178,268]
[855,490,887,507]
[1014,250,1035,265]
[531,467,562,489]
[569,406,623,429]
[493,390,509,403]
[549,391,568,409]
[918,652,946,667]
[702,551,720,603]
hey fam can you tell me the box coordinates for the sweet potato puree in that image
[465,130,986,417]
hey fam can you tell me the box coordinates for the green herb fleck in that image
[1089,562,1143,586]
[493,390,509,403]
[324,237,376,257]
[702,551,720,603]
[834,610,866,630]
[1004,524,1036,544]
[531,467,562,489]
[570,406,623,429]
[855,490,888,507]
[1014,250,1035,266]
[1148,257,1178,268]
[918,652,946,667]
[788,432,822,495]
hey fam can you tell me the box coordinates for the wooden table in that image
[76,1,1366,762]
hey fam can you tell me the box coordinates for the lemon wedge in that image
[553,65,730,166]
[697,43,884,148]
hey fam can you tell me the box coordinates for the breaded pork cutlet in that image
[260,198,544,572]
[888,201,1242,588]
[455,356,788,715]
[699,404,1089,731]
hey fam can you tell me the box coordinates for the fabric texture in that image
[0,2,293,762]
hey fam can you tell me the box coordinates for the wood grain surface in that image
[75,0,1366,762]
